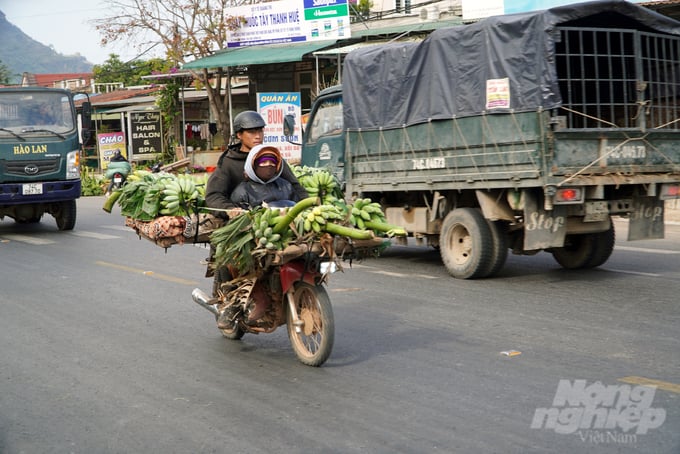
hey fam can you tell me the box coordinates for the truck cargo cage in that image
[555,27,680,131]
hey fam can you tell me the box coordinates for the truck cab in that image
[0,87,90,230]
[301,85,345,184]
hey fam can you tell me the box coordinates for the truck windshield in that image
[307,96,343,143]
[0,91,75,136]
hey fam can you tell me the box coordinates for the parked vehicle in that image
[0,87,91,230]
[301,1,680,278]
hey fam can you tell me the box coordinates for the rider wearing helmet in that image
[104,149,132,196]
[205,110,307,215]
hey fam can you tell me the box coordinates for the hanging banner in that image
[97,131,127,171]
[257,92,302,162]
[129,111,163,159]
[227,0,349,47]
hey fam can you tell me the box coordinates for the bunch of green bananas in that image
[349,198,407,236]
[294,166,342,205]
[159,175,201,216]
[349,198,385,229]
[252,207,291,250]
[300,204,345,233]
[125,169,152,183]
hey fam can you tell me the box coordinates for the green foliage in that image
[0,60,12,85]
[93,54,173,87]
[81,166,105,196]
[155,79,181,151]
[350,0,373,19]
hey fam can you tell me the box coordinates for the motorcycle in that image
[191,241,338,366]
[111,171,127,191]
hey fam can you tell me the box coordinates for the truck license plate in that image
[22,183,43,195]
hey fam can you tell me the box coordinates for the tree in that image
[93,54,173,87]
[93,0,244,145]
[0,60,13,85]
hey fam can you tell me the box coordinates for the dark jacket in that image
[229,147,301,208]
[205,144,307,212]
[230,178,298,208]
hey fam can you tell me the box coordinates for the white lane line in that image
[69,231,120,240]
[616,246,680,255]
[603,268,661,277]
[101,225,132,231]
[0,234,56,245]
[346,262,439,279]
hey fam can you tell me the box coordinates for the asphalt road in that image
[1,196,678,454]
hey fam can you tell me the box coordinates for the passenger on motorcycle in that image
[205,110,307,218]
[104,149,132,196]
[230,144,302,209]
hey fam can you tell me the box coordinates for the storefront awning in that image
[183,40,337,70]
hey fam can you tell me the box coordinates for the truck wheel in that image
[55,200,76,231]
[440,208,494,279]
[483,220,509,278]
[551,222,614,269]
[584,221,615,268]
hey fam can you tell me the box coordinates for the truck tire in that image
[55,200,76,231]
[483,220,509,278]
[584,221,615,268]
[551,221,615,269]
[440,208,494,279]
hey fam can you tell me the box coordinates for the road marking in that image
[95,260,200,286]
[616,245,680,255]
[0,234,55,245]
[350,262,439,279]
[70,231,120,240]
[604,268,661,277]
[101,225,132,232]
[618,376,680,394]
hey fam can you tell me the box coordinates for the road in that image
[1,196,678,454]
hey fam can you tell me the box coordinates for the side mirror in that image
[81,101,92,129]
[80,101,92,144]
[283,114,295,137]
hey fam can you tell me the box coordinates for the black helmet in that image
[233,110,265,133]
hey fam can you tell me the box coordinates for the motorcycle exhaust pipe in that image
[191,288,220,316]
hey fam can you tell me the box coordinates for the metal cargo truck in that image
[0,87,91,230]
[300,1,680,278]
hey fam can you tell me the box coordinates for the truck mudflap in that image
[522,193,568,250]
[0,180,81,205]
[628,197,665,241]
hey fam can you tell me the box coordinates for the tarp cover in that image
[342,0,680,131]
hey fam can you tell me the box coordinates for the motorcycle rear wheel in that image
[287,283,334,367]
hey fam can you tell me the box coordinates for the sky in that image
[1,0,162,65]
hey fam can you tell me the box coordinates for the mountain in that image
[0,10,93,84]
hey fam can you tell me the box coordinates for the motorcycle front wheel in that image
[286,282,334,367]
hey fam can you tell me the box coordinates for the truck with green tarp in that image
[300,0,680,278]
